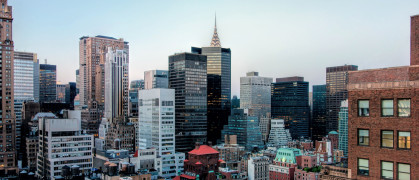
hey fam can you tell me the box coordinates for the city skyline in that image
[11,0,418,96]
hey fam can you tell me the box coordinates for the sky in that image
[10,0,419,97]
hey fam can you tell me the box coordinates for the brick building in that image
[176,144,220,180]
[347,16,419,179]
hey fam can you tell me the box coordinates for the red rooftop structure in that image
[173,143,220,180]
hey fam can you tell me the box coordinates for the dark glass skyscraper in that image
[271,77,310,139]
[168,52,207,153]
[39,64,57,103]
[325,65,357,132]
[65,82,77,109]
[191,18,231,144]
[312,84,326,141]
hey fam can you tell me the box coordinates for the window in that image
[398,131,411,149]
[397,163,410,180]
[358,100,369,116]
[381,161,393,179]
[358,129,369,146]
[397,99,410,117]
[381,99,394,117]
[381,130,394,148]
[358,158,369,176]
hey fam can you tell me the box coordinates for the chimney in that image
[411,15,419,65]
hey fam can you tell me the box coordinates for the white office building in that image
[104,48,129,119]
[248,156,270,180]
[138,88,184,178]
[240,72,273,118]
[36,118,93,179]
[267,119,291,148]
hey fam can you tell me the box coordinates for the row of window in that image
[358,129,410,149]
[358,99,410,117]
[358,159,410,180]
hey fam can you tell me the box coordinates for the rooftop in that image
[189,145,219,155]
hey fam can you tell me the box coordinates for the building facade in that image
[267,119,291,148]
[56,83,66,103]
[177,144,220,180]
[312,84,326,141]
[65,82,77,109]
[168,52,207,153]
[104,48,129,119]
[39,64,57,103]
[221,109,264,150]
[269,148,302,180]
[0,0,17,174]
[36,118,93,179]
[78,35,128,110]
[144,70,168,89]
[248,156,269,180]
[347,65,418,179]
[128,79,144,117]
[325,65,358,133]
[138,88,185,178]
[240,72,272,119]
[271,77,310,139]
[191,20,231,145]
[338,100,348,156]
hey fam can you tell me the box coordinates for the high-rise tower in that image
[325,65,358,133]
[168,52,207,153]
[0,0,18,174]
[192,16,231,144]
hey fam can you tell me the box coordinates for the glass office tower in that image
[168,52,207,153]
[312,84,327,141]
[271,77,310,139]
[191,19,231,144]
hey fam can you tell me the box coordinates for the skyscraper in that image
[33,58,40,102]
[39,64,57,103]
[138,88,185,178]
[267,119,291,148]
[0,1,17,173]
[240,72,272,118]
[191,18,231,144]
[104,48,129,119]
[144,70,168,89]
[271,76,310,139]
[325,65,358,133]
[168,52,207,153]
[13,51,37,158]
[312,85,327,141]
[338,99,348,156]
[78,35,128,111]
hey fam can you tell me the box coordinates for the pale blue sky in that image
[11,0,419,96]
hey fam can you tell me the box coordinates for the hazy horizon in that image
[11,0,419,97]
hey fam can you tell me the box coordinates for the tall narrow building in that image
[325,65,358,133]
[312,84,326,141]
[0,0,17,174]
[39,64,57,103]
[128,79,144,117]
[168,52,207,153]
[138,88,185,178]
[104,48,129,119]
[271,76,310,139]
[191,17,231,144]
[13,51,37,159]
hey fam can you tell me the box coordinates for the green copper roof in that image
[274,148,302,164]
[329,131,338,135]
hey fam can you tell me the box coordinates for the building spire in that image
[210,13,221,47]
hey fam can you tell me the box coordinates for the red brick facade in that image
[347,66,419,179]
[411,15,419,66]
